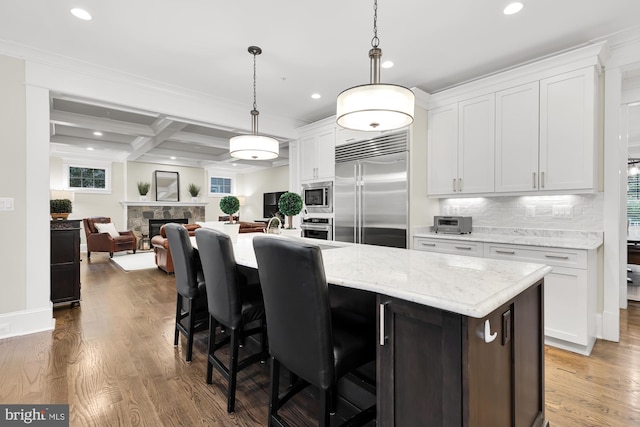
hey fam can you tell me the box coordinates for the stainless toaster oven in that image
[433,216,472,234]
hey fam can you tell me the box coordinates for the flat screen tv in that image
[263,191,286,218]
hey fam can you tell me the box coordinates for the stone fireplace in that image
[121,201,206,238]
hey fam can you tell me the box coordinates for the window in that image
[629,167,640,225]
[69,166,106,189]
[209,176,232,194]
[64,161,111,193]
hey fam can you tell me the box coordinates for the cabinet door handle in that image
[453,178,457,192]
[459,178,463,192]
[533,172,537,189]
[420,242,436,247]
[541,171,545,188]
[545,254,570,260]
[484,319,497,343]
[495,249,515,255]
[455,246,472,250]
[379,303,387,346]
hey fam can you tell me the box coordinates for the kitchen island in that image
[196,233,552,427]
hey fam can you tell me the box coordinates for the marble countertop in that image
[413,227,603,250]
[197,234,551,319]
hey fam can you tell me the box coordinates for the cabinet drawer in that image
[414,237,483,257]
[484,243,586,269]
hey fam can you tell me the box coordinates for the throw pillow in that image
[95,222,120,238]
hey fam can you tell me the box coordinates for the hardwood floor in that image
[1,253,639,426]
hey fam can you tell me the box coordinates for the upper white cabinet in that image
[539,67,597,191]
[427,94,495,196]
[495,82,540,193]
[427,42,605,197]
[299,125,335,182]
[427,104,458,195]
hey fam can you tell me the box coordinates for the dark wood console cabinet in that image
[50,220,81,305]
[377,280,546,427]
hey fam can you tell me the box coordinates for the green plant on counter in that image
[188,183,201,197]
[137,181,150,195]
[278,192,303,229]
[219,195,240,223]
[50,199,72,214]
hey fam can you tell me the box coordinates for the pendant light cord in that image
[371,0,379,48]
[252,51,257,111]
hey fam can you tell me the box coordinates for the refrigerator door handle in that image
[353,163,358,243]
[359,163,364,244]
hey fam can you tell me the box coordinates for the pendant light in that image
[336,0,414,132]
[229,46,279,160]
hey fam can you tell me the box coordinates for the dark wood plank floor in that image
[1,252,640,426]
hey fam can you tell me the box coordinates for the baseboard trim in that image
[0,306,55,340]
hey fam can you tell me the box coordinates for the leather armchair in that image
[152,223,201,274]
[83,217,137,259]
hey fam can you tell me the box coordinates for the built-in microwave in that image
[302,181,333,213]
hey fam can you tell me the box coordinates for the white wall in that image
[0,54,55,338]
[236,166,289,222]
[126,161,205,203]
[440,193,604,231]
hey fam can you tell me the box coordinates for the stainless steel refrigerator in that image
[334,131,408,248]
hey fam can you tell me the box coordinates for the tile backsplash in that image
[439,193,604,231]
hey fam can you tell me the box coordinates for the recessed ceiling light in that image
[503,2,523,15]
[170,156,176,160]
[93,131,103,136]
[311,93,322,99]
[86,147,94,151]
[70,8,92,21]
[381,61,394,69]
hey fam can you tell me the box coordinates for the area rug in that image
[110,251,156,271]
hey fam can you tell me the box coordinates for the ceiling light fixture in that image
[70,8,92,21]
[503,2,524,15]
[381,61,394,69]
[311,93,322,99]
[229,46,279,160]
[93,131,103,136]
[336,0,414,131]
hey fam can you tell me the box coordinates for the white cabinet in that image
[427,104,458,195]
[299,126,335,182]
[427,94,494,196]
[484,243,596,356]
[414,236,597,356]
[413,237,483,257]
[495,82,540,193]
[539,67,597,191]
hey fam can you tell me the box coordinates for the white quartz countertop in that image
[194,234,552,319]
[413,227,603,250]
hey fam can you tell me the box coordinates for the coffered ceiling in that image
[1,1,640,171]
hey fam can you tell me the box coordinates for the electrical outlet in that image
[525,205,536,217]
[0,198,14,211]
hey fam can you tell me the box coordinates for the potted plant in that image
[137,181,150,201]
[188,183,201,202]
[278,192,303,230]
[219,195,241,243]
[50,199,72,220]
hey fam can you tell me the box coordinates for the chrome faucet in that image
[265,216,281,234]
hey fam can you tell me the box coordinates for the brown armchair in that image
[151,223,201,274]
[83,217,137,259]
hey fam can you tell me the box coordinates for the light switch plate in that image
[0,198,14,211]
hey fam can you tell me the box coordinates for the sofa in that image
[152,223,201,274]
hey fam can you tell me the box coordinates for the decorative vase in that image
[222,223,241,244]
[50,213,70,220]
[139,195,148,202]
[191,196,199,202]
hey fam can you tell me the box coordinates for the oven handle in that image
[300,225,332,231]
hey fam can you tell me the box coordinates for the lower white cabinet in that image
[414,237,597,355]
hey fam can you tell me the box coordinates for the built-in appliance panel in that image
[413,237,483,258]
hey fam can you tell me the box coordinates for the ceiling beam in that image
[50,135,133,152]
[50,110,155,137]
[127,117,188,161]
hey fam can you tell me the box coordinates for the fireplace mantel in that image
[120,201,208,207]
